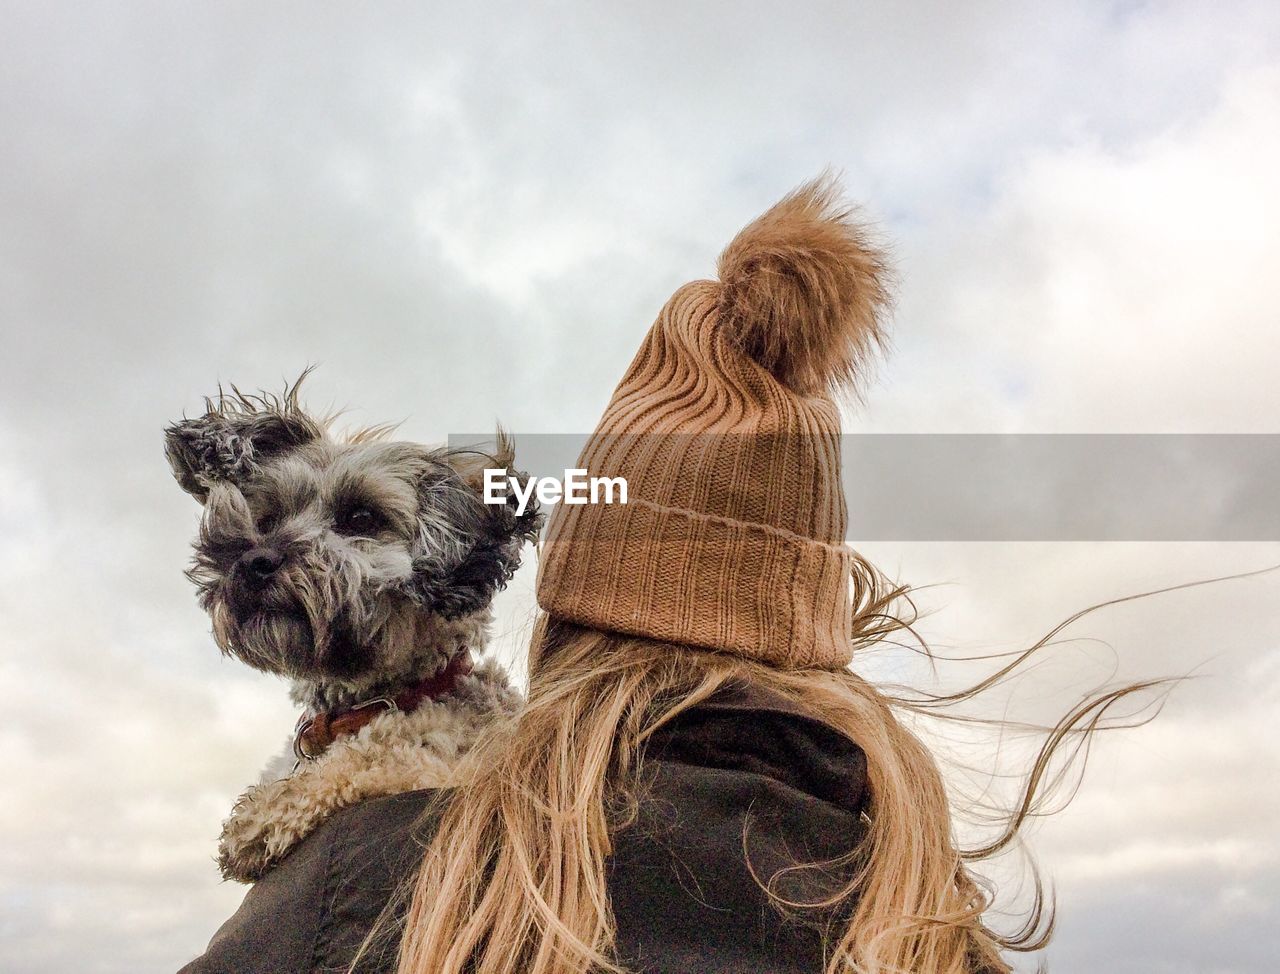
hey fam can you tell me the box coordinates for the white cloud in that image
[1,2,1278,971]
[866,61,1280,433]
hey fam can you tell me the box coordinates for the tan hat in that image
[536,176,892,669]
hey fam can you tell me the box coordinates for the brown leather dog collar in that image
[293,652,473,761]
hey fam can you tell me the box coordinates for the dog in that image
[164,374,541,881]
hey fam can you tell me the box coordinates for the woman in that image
[394,177,1022,974]
[185,178,1132,974]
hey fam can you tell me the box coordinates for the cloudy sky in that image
[1,2,1278,971]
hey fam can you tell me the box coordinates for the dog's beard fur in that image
[175,432,534,710]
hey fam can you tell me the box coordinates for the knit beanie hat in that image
[535,176,892,670]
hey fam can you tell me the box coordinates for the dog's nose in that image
[239,547,284,588]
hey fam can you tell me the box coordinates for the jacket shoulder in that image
[178,789,437,974]
[609,681,870,974]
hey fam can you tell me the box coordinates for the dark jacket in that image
[179,683,869,973]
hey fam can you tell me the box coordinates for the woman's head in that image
[389,177,1165,974]
[537,173,893,670]
[392,178,1006,974]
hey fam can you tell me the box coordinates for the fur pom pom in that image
[716,174,892,397]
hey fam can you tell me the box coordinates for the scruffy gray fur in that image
[165,374,542,711]
[166,375,541,882]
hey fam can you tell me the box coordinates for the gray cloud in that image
[1,1,1278,971]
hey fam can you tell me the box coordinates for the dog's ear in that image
[444,428,544,536]
[445,427,516,493]
[406,432,545,619]
[164,409,322,503]
[452,427,545,554]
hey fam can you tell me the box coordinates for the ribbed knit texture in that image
[536,178,889,670]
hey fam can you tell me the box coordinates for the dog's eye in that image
[335,505,383,537]
[255,508,281,534]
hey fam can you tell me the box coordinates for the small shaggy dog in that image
[164,376,541,881]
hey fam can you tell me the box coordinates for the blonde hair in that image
[391,556,1190,974]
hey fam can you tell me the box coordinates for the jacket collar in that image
[646,678,869,815]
